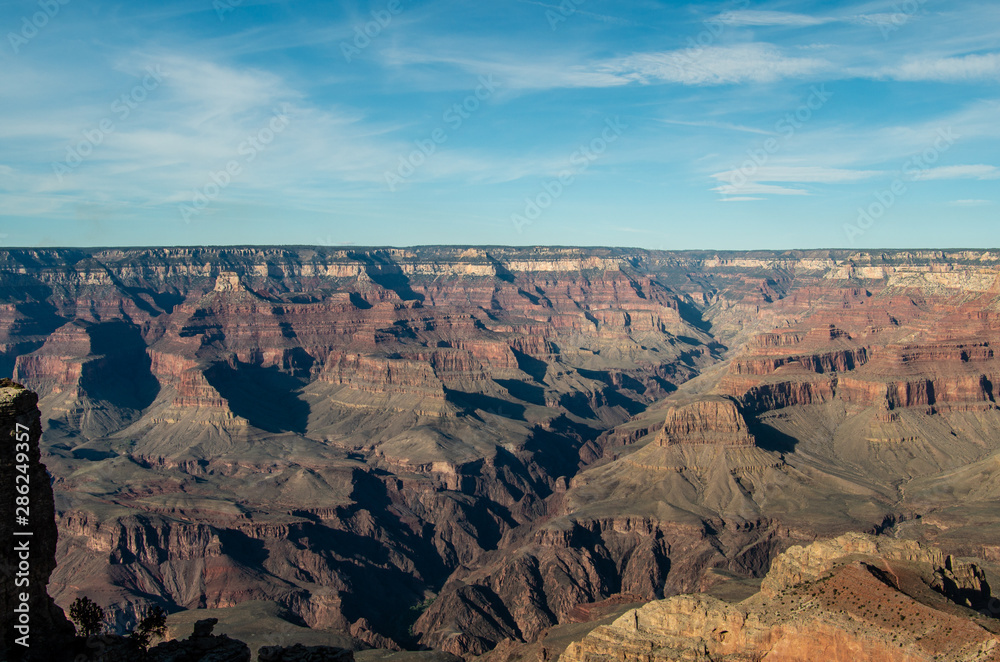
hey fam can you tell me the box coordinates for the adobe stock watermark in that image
[482,405,509,435]
[546,0,587,30]
[844,127,958,243]
[978,597,1000,620]
[669,0,750,78]
[384,75,500,191]
[51,65,164,183]
[213,0,244,21]
[511,117,627,233]
[720,84,832,195]
[875,0,928,39]
[341,0,403,62]
[7,0,71,54]
[178,104,291,223]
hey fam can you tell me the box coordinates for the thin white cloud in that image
[383,50,631,89]
[607,44,828,85]
[697,98,1000,202]
[882,53,1000,82]
[712,182,810,196]
[610,226,653,234]
[143,54,300,125]
[756,100,1000,173]
[710,166,885,199]
[390,43,829,89]
[716,10,833,27]
[848,13,911,28]
[711,166,883,184]
[720,196,765,202]
[656,118,772,135]
[949,199,993,206]
[911,165,1000,180]
[715,9,920,32]
[515,0,635,26]
[735,166,884,183]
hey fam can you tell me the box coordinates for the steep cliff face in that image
[414,516,779,656]
[2,248,1000,656]
[715,289,1000,416]
[653,396,756,447]
[0,382,75,661]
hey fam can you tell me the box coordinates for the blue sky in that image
[0,0,997,249]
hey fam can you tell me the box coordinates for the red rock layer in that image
[654,397,756,447]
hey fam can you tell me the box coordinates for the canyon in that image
[2,246,1000,658]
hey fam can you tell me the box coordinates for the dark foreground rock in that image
[145,618,251,662]
[0,381,75,661]
[259,643,355,661]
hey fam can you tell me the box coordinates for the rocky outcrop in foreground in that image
[560,533,1000,662]
[144,618,251,661]
[0,380,75,661]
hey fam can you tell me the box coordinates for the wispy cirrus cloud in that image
[710,166,886,198]
[716,9,919,31]
[728,166,886,183]
[911,164,1000,180]
[606,44,828,85]
[880,53,1000,82]
[849,13,912,29]
[383,30,1000,93]
[715,10,834,27]
[949,199,993,206]
[515,0,635,26]
[712,182,810,196]
[386,43,830,90]
[397,46,1000,91]
[382,49,631,89]
[655,118,772,135]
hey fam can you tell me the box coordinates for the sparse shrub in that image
[130,605,168,651]
[69,596,105,637]
[406,596,437,638]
